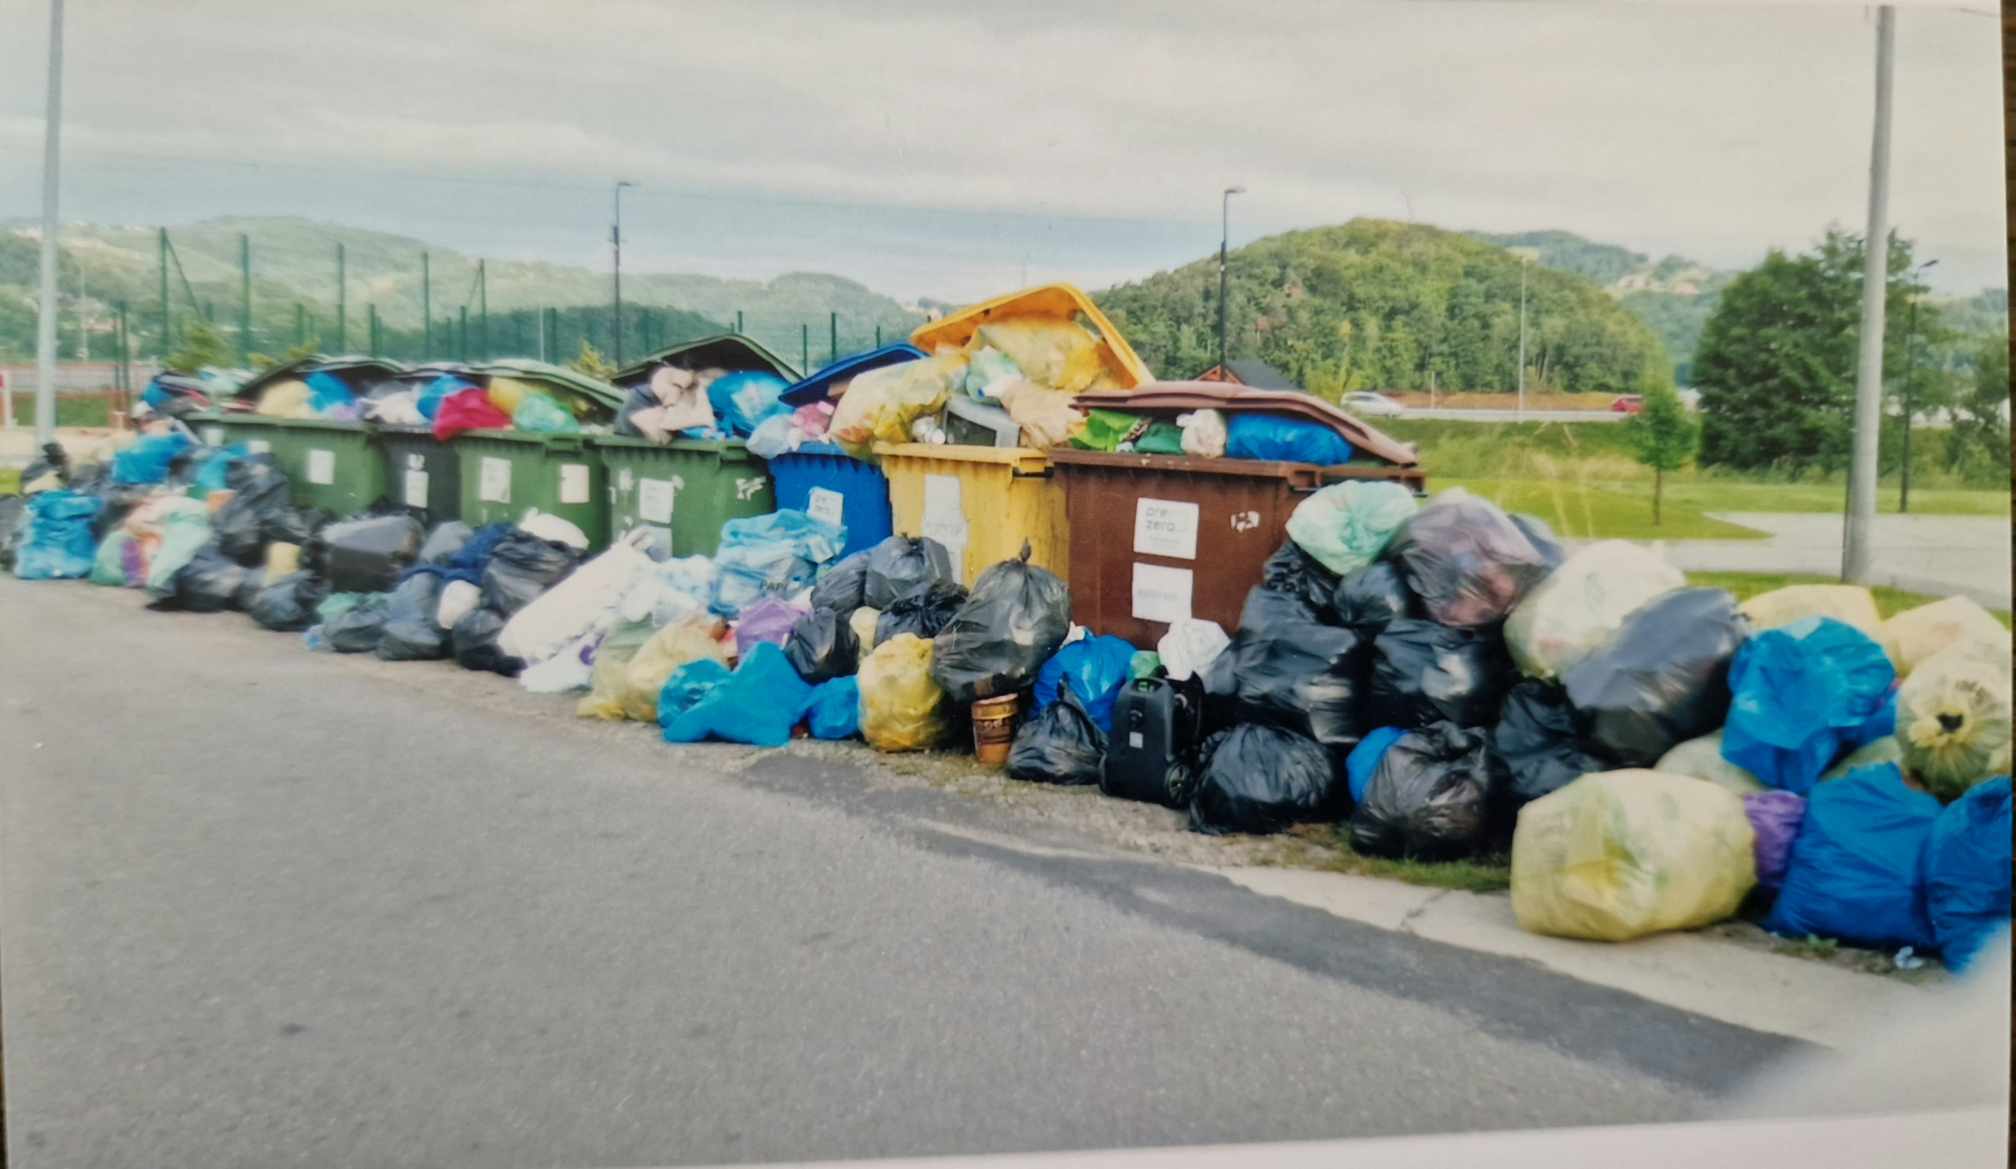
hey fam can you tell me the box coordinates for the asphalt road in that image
[0,579,1808,1168]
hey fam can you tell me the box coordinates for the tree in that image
[1944,330,2011,480]
[1693,228,1931,474]
[164,319,231,374]
[570,338,617,381]
[1627,384,1699,526]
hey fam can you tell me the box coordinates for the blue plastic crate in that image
[769,443,892,560]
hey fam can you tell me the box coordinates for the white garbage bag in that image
[1503,540,1685,680]
[498,531,654,665]
[1157,618,1230,682]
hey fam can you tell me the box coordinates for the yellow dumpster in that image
[875,443,1069,589]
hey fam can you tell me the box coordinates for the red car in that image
[1610,394,1644,414]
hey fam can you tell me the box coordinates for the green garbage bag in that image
[1285,480,1419,577]
[1129,650,1162,680]
[513,392,581,435]
[315,592,374,622]
[143,499,213,597]
[1072,409,1185,455]
[91,530,134,587]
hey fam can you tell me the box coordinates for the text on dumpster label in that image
[306,449,336,486]
[202,426,224,445]
[921,474,967,563]
[406,454,425,471]
[558,464,591,505]
[404,471,429,509]
[1131,563,1193,624]
[806,487,845,529]
[736,476,766,502]
[1230,510,1261,533]
[637,477,677,525]
[1133,498,1199,560]
[247,440,270,455]
[479,457,511,504]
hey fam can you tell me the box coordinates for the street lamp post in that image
[1517,254,1530,416]
[32,0,65,442]
[612,180,635,367]
[1218,186,1244,375]
[1900,258,1937,513]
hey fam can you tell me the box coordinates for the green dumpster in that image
[378,425,462,517]
[199,354,407,515]
[593,437,775,558]
[611,333,800,390]
[450,359,628,547]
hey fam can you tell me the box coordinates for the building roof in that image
[1195,358,1299,391]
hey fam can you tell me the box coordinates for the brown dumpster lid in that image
[1047,446,1427,490]
[1073,381,1419,467]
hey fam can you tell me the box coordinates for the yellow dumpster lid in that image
[908,284,1153,389]
[872,442,1052,473]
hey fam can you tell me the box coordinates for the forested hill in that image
[1093,219,1672,395]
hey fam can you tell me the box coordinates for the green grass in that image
[3,393,121,430]
[1684,570,2014,626]
[1439,477,1767,541]
[1771,934,1840,962]
[1269,827,1513,893]
[0,468,17,495]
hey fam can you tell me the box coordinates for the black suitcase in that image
[1101,675,1206,808]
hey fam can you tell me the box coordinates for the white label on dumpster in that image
[559,463,590,505]
[1132,563,1193,624]
[202,426,224,445]
[479,456,511,504]
[921,474,967,563]
[247,439,271,456]
[404,470,429,509]
[406,453,426,471]
[306,448,336,485]
[1134,498,1199,560]
[638,477,676,525]
[807,487,845,529]
[735,476,766,502]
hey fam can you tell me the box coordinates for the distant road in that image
[1392,408,1626,423]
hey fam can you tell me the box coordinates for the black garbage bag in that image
[19,441,69,492]
[1367,618,1515,730]
[1561,587,1747,765]
[479,530,581,617]
[76,472,155,540]
[155,545,253,613]
[1258,539,1340,622]
[324,593,393,654]
[876,580,969,644]
[863,535,957,611]
[930,543,1071,704]
[1510,513,1567,571]
[416,520,474,566]
[1332,561,1420,634]
[318,515,425,593]
[452,605,523,676]
[1348,722,1509,860]
[613,383,661,441]
[0,497,26,572]
[782,607,859,683]
[810,549,872,614]
[1188,724,1338,836]
[1493,679,1608,808]
[1204,601,1368,753]
[248,571,330,632]
[376,573,449,661]
[212,460,295,566]
[232,566,267,612]
[1006,684,1108,786]
[268,505,328,550]
[1384,490,1552,628]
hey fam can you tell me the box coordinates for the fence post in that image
[295,302,305,349]
[335,242,346,351]
[735,309,743,335]
[830,311,838,364]
[458,306,469,363]
[875,324,882,347]
[117,300,130,412]
[158,227,170,359]
[478,259,488,360]
[421,251,431,361]
[368,305,380,357]
[239,233,252,365]
[801,323,808,372]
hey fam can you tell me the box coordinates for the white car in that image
[1340,391,1405,418]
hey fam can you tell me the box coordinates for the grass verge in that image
[1265,826,1513,894]
[1685,570,2013,626]
[1439,477,1765,541]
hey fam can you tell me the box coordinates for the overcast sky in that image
[0,0,2004,302]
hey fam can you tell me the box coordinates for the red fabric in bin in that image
[432,388,512,441]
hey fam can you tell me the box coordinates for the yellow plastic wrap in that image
[1895,642,2013,801]
[1740,584,1893,665]
[849,606,882,654]
[993,379,1087,450]
[858,633,950,752]
[1511,769,1757,942]
[254,379,317,419]
[828,353,961,460]
[1883,596,2010,677]
[973,319,1106,394]
[264,542,301,578]
[599,615,732,723]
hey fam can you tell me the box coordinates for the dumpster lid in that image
[777,343,927,407]
[470,359,626,410]
[910,283,1153,389]
[872,442,1050,473]
[228,354,410,402]
[1072,381,1419,467]
[612,333,801,388]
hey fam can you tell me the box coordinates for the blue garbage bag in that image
[14,490,105,580]
[662,643,815,747]
[1924,776,2012,973]
[402,521,514,588]
[656,658,733,728]
[188,443,251,496]
[417,374,476,422]
[708,372,790,438]
[1851,687,1898,749]
[1347,725,1409,805]
[1764,764,1940,951]
[806,676,862,740]
[1032,635,1138,733]
[1722,617,1896,795]
[1224,414,1356,466]
[110,431,195,486]
[711,510,848,617]
[305,370,357,414]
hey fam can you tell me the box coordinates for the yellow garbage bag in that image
[849,606,882,654]
[972,319,1105,393]
[1821,734,1904,781]
[255,379,317,419]
[1740,584,1893,667]
[829,353,961,460]
[858,633,950,752]
[1653,731,1768,796]
[601,615,733,722]
[574,619,664,721]
[1895,641,2013,801]
[1511,769,1757,942]
[993,379,1087,450]
[1884,596,2010,678]
[264,542,301,578]
[486,376,539,417]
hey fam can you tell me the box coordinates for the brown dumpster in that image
[1049,450,1426,647]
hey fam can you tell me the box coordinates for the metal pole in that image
[335,242,346,351]
[117,300,129,414]
[295,302,304,348]
[368,305,379,358]
[612,180,633,367]
[239,233,252,364]
[1899,258,1937,514]
[478,259,488,360]
[421,251,431,360]
[735,309,743,335]
[830,311,838,364]
[76,265,86,360]
[1844,5,1895,584]
[33,0,63,441]
[802,323,809,372]
[158,227,170,360]
[1517,257,1529,414]
[458,306,468,363]
[875,324,882,347]
[1218,186,1243,373]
